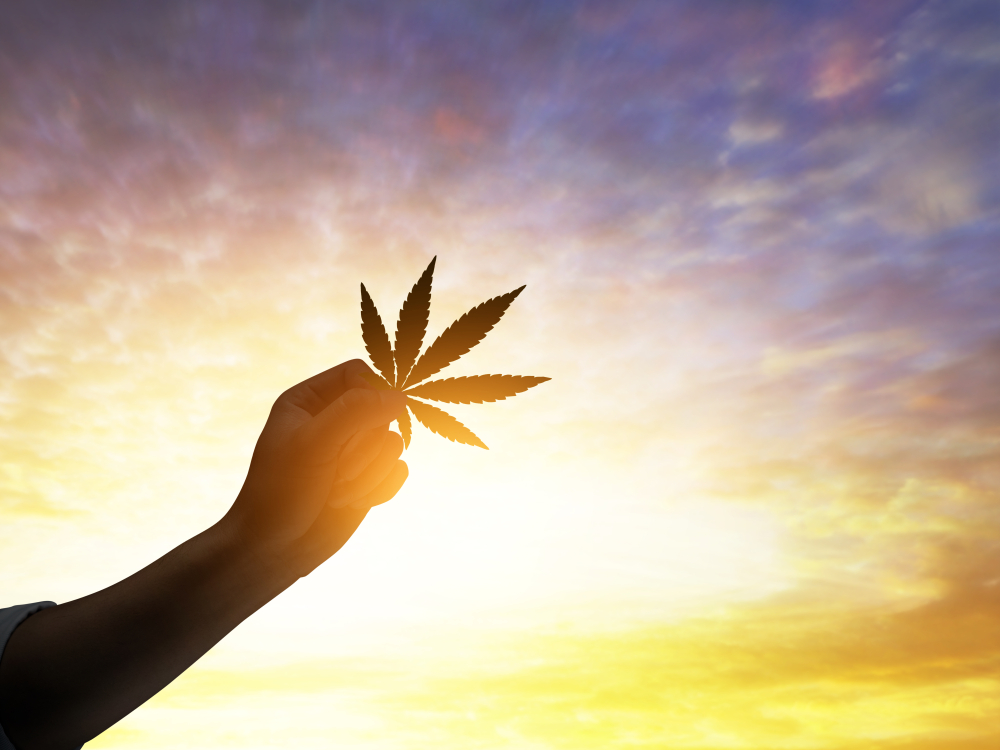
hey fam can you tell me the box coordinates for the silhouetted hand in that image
[0,358,410,750]
[223,359,408,578]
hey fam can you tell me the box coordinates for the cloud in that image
[728,117,785,146]
[0,1,998,746]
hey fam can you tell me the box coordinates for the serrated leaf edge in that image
[406,396,488,449]
[401,285,525,389]
[404,374,551,404]
[396,405,412,449]
[360,283,395,385]
[393,257,436,388]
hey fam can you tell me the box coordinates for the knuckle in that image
[344,358,373,377]
[339,387,379,412]
[272,388,295,410]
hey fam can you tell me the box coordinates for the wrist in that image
[205,516,301,606]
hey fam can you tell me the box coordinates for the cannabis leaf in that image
[405,375,549,404]
[405,398,487,450]
[360,283,394,386]
[393,257,435,387]
[358,258,549,449]
[402,286,524,389]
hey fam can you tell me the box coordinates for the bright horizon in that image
[2,1,998,748]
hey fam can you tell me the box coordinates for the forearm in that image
[0,518,296,750]
[0,362,406,750]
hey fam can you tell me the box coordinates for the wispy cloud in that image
[2,0,998,746]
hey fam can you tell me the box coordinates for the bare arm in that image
[0,359,407,750]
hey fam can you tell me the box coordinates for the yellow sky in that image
[2,244,995,748]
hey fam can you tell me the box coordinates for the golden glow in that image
[3,3,998,747]
[3,252,995,747]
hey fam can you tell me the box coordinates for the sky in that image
[1,0,999,747]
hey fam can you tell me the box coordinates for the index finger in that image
[280,359,376,417]
[292,388,406,466]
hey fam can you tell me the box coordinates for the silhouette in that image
[0,359,409,749]
[0,263,550,749]
[359,257,550,448]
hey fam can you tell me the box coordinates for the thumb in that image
[293,388,405,465]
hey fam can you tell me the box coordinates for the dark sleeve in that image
[0,603,83,750]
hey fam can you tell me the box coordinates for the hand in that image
[0,359,408,750]
[223,359,408,579]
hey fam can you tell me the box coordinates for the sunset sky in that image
[2,1,999,747]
